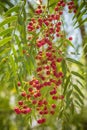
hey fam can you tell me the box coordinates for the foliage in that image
[0,0,87,130]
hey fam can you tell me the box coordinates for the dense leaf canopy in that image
[0,0,87,130]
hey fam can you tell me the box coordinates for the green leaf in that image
[0,36,12,47]
[73,84,84,98]
[66,57,83,66]
[0,16,17,27]
[65,39,74,48]
[66,98,72,109]
[0,2,8,11]
[74,92,84,105]
[0,48,10,57]
[77,9,87,21]
[48,2,57,8]
[73,2,85,20]
[61,60,67,76]
[64,112,70,122]
[27,1,35,12]
[4,5,19,16]
[66,89,73,99]
[83,43,87,50]
[77,79,84,88]
[75,18,87,29]
[63,75,71,95]
[71,71,84,80]
[9,55,17,78]
[5,1,14,7]
[0,27,14,36]
[75,100,82,107]
[65,91,73,108]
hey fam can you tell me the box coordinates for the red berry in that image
[58,72,64,77]
[74,9,77,13]
[52,104,56,109]
[37,67,42,72]
[45,65,50,70]
[46,71,50,75]
[50,110,55,115]
[44,110,48,114]
[28,87,33,92]
[21,91,26,97]
[57,2,61,6]
[43,100,48,105]
[62,2,66,7]
[55,7,58,11]
[22,50,26,54]
[18,101,23,106]
[32,100,37,104]
[58,22,61,26]
[37,118,46,124]
[14,107,21,114]
[39,111,43,115]
[52,96,58,100]
[58,95,64,99]
[27,94,31,99]
[38,5,41,9]
[25,107,31,113]
[22,107,31,114]
[37,119,42,124]
[57,57,63,62]
[38,100,43,107]
[17,81,21,87]
[42,118,46,123]
[69,37,73,40]
[68,5,72,10]
[59,11,63,15]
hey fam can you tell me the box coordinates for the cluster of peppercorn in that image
[14,0,75,124]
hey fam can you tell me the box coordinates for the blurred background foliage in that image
[0,0,87,130]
